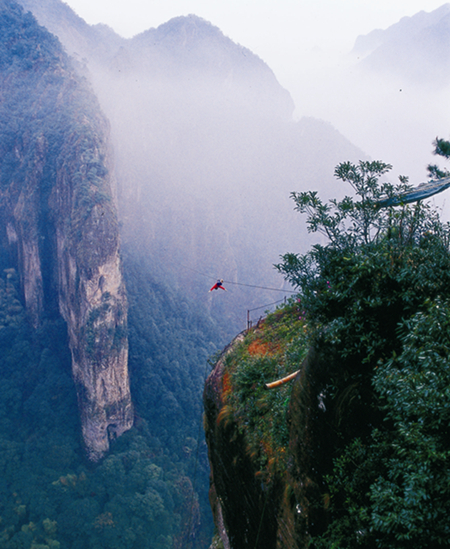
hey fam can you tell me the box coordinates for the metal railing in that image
[246,297,287,330]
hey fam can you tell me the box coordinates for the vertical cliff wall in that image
[204,349,289,549]
[0,0,132,460]
[203,306,338,548]
[203,307,307,549]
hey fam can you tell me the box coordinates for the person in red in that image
[209,279,226,292]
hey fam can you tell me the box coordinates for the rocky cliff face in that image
[0,0,132,460]
[203,307,338,548]
[50,115,133,461]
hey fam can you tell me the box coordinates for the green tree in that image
[276,158,450,548]
[276,160,450,364]
[428,137,450,178]
[370,299,450,546]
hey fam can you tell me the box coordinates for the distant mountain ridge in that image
[17,2,294,121]
[353,3,450,86]
[128,14,294,120]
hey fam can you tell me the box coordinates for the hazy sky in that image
[62,0,450,183]
[63,1,447,62]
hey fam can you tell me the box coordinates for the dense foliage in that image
[0,259,219,549]
[276,154,450,547]
[428,137,450,179]
[0,3,220,547]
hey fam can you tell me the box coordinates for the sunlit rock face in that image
[52,118,133,461]
[0,0,132,460]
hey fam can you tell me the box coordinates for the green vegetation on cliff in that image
[275,153,450,547]
[221,301,309,478]
[0,261,217,549]
[208,149,450,549]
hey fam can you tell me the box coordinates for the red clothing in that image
[209,280,226,292]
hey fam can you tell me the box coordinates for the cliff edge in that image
[0,0,132,460]
[204,304,315,548]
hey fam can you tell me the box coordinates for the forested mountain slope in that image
[0,0,132,461]
[0,2,218,546]
[0,261,217,548]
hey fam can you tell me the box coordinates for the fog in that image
[289,36,450,184]
[87,16,365,331]
[19,0,450,332]
[62,0,450,179]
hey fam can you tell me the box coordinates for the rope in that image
[248,298,286,313]
[222,279,297,293]
[178,261,297,293]
[175,264,297,544]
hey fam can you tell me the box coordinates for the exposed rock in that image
[204,329,295,548]
[204,320,336,548]
[51,119,133,461]
[204,333,269,549]
[0,0,132,460]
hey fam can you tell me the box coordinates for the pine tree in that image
[428,137,450,178]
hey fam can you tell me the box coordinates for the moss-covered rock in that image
[204,301,310,549]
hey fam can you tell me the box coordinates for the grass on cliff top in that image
[221,299,309,479]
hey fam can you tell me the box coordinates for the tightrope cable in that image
[178,262,297,293]
[222,279,297,293]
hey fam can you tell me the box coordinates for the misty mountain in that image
[353,3,450,86]
[16,0,125,62]
[0,2,223,546]
[304,3,450,186]
[3,1,449,547]
[18,0,365,335]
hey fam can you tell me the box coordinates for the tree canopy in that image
[276,142,450,548]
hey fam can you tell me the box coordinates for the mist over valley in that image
[1,0,449,547]
[18,0,369,332]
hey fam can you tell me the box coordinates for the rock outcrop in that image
[203,309,337,548]
[203,312,297,548]
[0,0,132,460]
[51,116,133,461]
